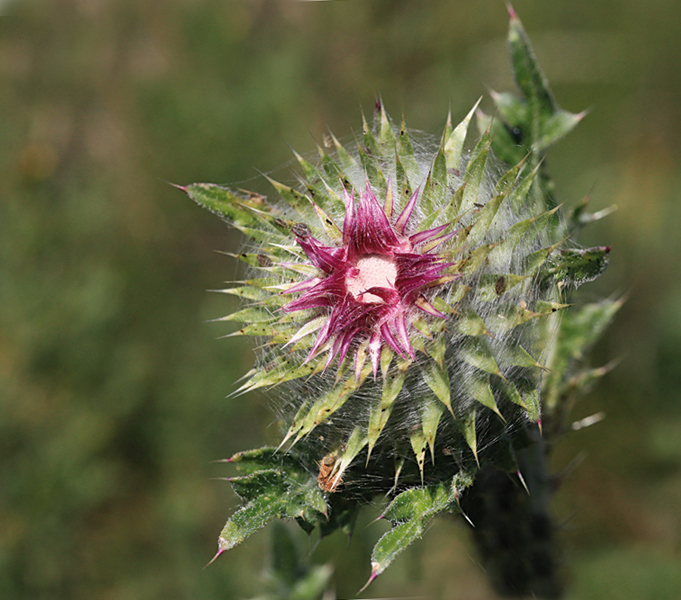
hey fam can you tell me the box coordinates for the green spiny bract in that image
[187,9,616,594]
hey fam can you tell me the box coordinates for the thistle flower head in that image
[185,101,564,482]
[285,182,453,376]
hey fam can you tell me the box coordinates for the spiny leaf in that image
[332,427,368,489]
[367,366,407,458]
[421,397,444,464]
[362,110,381,159]
[499,344,546,371]
[456,406,478,460]
[422,355,452,413]
[184,183,261,228]
[368,479,468,586]
[377,102,397,150]
[266,177,317,222]
[444,99,481,173]
[460,127,491,213]
[508,9,556,126]
[544,298,622,396]
[475,273,528,302]
[462,371,503,419]
[368,520,423,583]
[455,243,496,276]
[455,309,490,337]
[458,337,502,377]
[217,306,278,324]
[548,246,611,288]
[466,192,506,247]
[409,428,428,482]
[536,109,586,152]
[227,447,304,476]
[357,143,387,196]
[522,240,563,275]
[218,468,325,553]
[488,205,560,268]
[396,115,422,190]
[421,145,447,215]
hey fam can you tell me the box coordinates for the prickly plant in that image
[182,8,617,598]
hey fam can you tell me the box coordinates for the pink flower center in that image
[345,255,397,304]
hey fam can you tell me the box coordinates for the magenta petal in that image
[284,277,320,295]
[284,274,345,312]
[324,334,344,370]
[349,184,400,255]
[297,236,346,274]
[394,312,415,359]
[409,223,450,246]
[422,230,458,252]
[380,322,406,358]
[337,328,358,367]
[361,286,400,305]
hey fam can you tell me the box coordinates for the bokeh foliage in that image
[2,0,681,599]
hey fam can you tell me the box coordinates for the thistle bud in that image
[185,9,616,594]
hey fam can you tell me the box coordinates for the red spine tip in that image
[506,1,518,19]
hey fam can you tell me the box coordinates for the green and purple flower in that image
[184,9,617,592]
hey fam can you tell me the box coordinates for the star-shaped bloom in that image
[283,183,454,377]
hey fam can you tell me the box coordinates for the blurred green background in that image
[2,0,681,598]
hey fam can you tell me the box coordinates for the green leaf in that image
[396,115,422,190]
[357,143,387,197]
[228,447,302,475]
[217,453,327,553]
[522,240,563,275]
[445,99,481,173]
[506,9,586,161]
[456,406,478,460]
[548,246,611,288]
[455,309,490,337]
[536,109,585,152]
[185,183,258,226]
[219,495,288,552]
[421,145,447,215]
[362,111,381,159]
[508,10,556,126]
[421,397,444,463]
[377,102,397,150]
[368,479,471,585]
[462,371,503,419]
[455,243,496,276]
[466,192,506,247]
[542,298,622,414]
[409,428,428,481]
[369,520,423,581]
[367,366,407,457]
[332,427,368,487]
[458,337,502,377]
[218,306,278,324]
[266,177,317,221]
[499,344,545,371]
[422,355,452,413]
[475,273,528,302]
[460,129,491,213]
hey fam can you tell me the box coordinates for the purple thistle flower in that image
[284,183,453,377]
